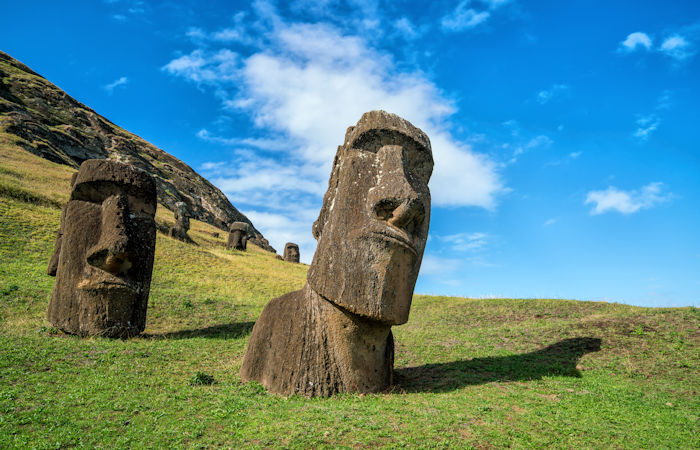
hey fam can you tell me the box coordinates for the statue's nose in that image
[370,145,427,238]
[86,194,133,275]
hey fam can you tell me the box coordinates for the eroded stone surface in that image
[241,111,433,396]
[168,201,192,242]
[283,243,300,263]
[47,159,157,338]
[227,221,249,251]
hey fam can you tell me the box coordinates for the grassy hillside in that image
[1,146,698,448]
[0,51,274,251]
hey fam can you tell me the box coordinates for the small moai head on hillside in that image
[283,243,300,263]
[47,159,157,337]
[173,201,190,232]
[168,201,192,241]
[307,110,433,325]
[227,221,249,251]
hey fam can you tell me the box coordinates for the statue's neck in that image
[305,283,394,393]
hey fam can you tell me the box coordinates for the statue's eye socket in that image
[71,182,155,216]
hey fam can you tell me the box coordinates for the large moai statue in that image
[227,221,249,250]
[241,111,433,396]
[283,243,300,263]
[47,159,157,338]
[168,201,192,242]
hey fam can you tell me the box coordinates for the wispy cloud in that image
[164,2,506,258]
[393,17,428,41]
[103,76,128,94]
[619,32,653,52]
[659,35,692,61]
[618,24,699,63]
[633,114,660,141]
[543,218,558,226]
[438,232,490,252]
[536,84,569,104]
[440,0,513,33]
[585,182,671,215]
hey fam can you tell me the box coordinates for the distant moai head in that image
[283,243,300,263]
[47,159,157,337]
[227,221,249,251]
[173,201,190,232]
[307,111,433,325]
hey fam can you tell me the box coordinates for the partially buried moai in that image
[283,243,300,263]
[168,201,192,242]
[241,110,433,396]
[47,159,157,338]
[227,221,248,250]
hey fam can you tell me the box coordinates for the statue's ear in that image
[47,223,63,276]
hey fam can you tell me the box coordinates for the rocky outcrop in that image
[0,51,274,252]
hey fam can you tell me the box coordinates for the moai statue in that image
[227,221,249,250]
[241,111,433,396]
[168,201,192,242]
[283,243,300,263]
[47,159,157,338]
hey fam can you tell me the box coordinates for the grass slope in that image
[1,146,698,448]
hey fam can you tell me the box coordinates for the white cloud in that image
[165,6,505,256]
[393,17,427,41]
[438,232,489,252]
[441,2,490,32]
[536,84,569,104]
[618,25,699,63]
[162,49,239,84]
[543,218,558,226]
[633,114,659,141]
[659,35,692,60]
[585,182,671,215]
[526,135,553,149]
[104,76,128,93]
[620,32,652,51]
[440,0,513,33]
[569,151,582,159]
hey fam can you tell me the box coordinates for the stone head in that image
[283,243,300,263]
[174,201,190,231]
[228,221,249,250]
[307,111,433,325]
[48,159,157,337]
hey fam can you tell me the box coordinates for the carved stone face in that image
[47,159,157,337]
[308,111,433,325]
[227,221,249,250]
[283,243,300,263]
[174,201,190,231]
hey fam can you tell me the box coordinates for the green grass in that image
[1,146,698,448]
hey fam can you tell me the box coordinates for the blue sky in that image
[2,0,698,306]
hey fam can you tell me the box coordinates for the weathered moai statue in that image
[227,221,249,250]
[283,243,300,263]
[168,201,192,242]
[241,111,433,396]
[47,159,157,338]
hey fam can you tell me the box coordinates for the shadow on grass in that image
[145,321,255,340]
[395,337,602,393]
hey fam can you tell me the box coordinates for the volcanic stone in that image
[283,243,300,263]
[227,221,249,250]
[47,159,157,337]
[241,110,433,396]
[168,201,193,242]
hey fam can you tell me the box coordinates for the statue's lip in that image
[367,229,417,255]
[77,278,137,294]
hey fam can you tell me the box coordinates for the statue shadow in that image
[394,337,601,393]
[144,321,255,340]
